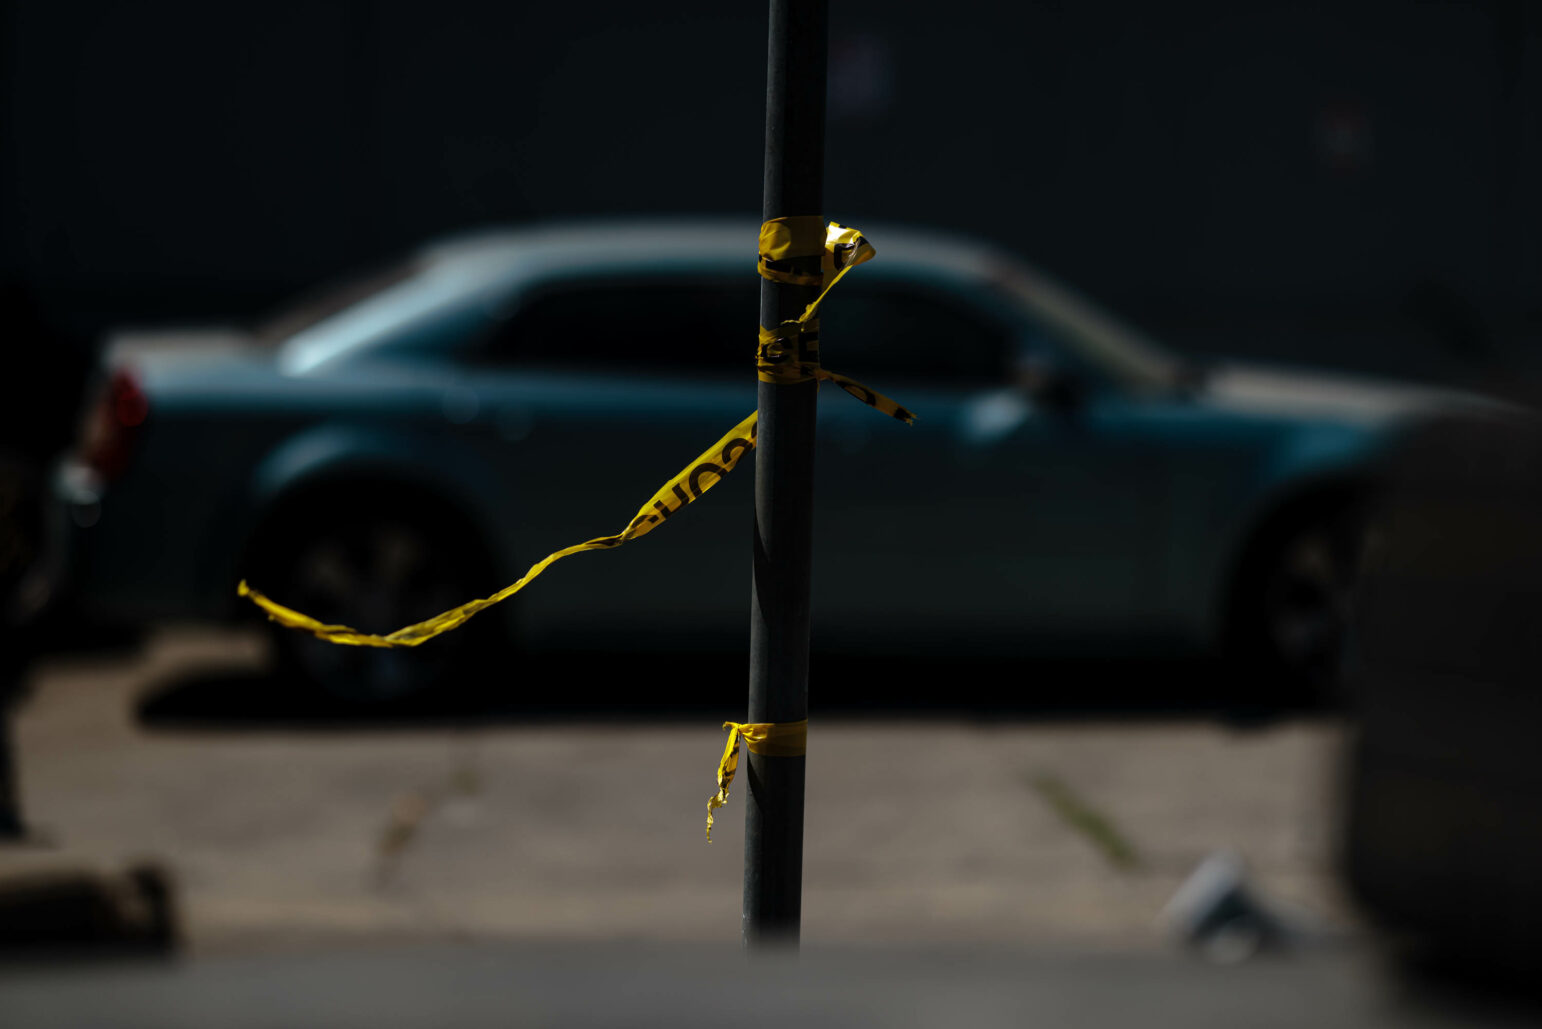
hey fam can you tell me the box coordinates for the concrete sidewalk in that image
[0,630,1355,956]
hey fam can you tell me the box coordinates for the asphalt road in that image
[9,943,1542,1029]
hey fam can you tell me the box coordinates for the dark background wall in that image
[3,0,1538,379]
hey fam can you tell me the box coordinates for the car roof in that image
[416,218,1013,284]
[279,220,1019,376]
[281,218,1181,392]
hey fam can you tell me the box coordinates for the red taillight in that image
[79,368,148,480]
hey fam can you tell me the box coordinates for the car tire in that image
[1226,494,1368,707]
[251,488,498,708]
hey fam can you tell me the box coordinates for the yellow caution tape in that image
[754,318,821,384]
[706,719,808,842]
[755,221,912,423]
[239,220,910,647]
[238,411,758,647]
[755,320,914,423]
[759,218,875,288]
[758,215,826,286]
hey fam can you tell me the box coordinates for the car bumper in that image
[44,459,230,629]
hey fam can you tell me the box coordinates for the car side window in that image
[477,277,757,376]
[475,275,1012,386]
[815,283,1012,384]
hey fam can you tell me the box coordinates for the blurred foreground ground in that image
[1,629,1354,955]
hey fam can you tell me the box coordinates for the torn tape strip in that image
[759,219,875,288]
[818,367,916,424]
[706,719,808,842]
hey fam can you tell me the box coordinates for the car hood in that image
[1197,361,1499,426]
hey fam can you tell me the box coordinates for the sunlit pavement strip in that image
[1,630,1358,955]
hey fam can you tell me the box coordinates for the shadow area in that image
[134,649,1326,731]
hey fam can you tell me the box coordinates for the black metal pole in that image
[744,0,826,947]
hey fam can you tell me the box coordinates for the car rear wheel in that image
[1229,496,1368,703]
[255,492,496,707]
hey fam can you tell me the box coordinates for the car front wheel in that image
[254,492,496,707]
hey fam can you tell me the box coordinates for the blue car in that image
[50,220,1475,703]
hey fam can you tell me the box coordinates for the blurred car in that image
[47,220,1479,703]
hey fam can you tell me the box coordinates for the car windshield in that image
[992,262,1183,392]
[253,257,423,345]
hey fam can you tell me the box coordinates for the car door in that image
[459,272,763,650]
[806,272,1168,655]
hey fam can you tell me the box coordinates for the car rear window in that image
[255,258,424,345]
